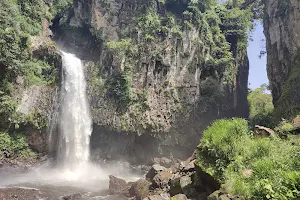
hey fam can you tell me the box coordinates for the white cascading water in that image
[0,51,140,193]
[58,51,92,171]
[0,50,140,199]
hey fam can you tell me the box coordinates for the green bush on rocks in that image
[196,118,300,199]
[0,132,37,162]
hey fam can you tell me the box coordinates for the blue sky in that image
[247,23,268,89]
[216,0,268,89]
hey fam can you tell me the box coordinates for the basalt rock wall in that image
[47,0,250,164]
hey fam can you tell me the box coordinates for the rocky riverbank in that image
[0,152,242,200]
[108,152,244,200]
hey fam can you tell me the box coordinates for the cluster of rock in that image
[108,153,223,200]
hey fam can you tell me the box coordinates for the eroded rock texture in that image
[264,0,300,118]
[48,0,250,164]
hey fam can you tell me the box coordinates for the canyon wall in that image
[0,0,250,164]
[50,0,249,163]
[264,0,300,119]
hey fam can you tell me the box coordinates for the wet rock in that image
[143,194,170,200]
[152,171,173,189]
[39,155,48,163]
[152,157,174,168]
[180,175,198,197]
[109,175,132,196]
[170,176,182,196]
[160,193,171,200]
[169,163,180,174]
[146,164,168,180]
[170,194,188,200]
[129,179,152,200]
[0,187,49,200]
[180,160,195,172]
[195,165,220,193]
[62,193,84,200]
[26,131,47,153]
[186,150,197,163]
[207,190,221,200]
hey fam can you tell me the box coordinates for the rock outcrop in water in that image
[108,153,221,200]
[264,0,300,119]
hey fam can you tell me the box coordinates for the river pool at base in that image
[0,161,142,199]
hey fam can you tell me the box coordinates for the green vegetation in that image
[248,84,274,127]
[196,118,300,200]
[51,0,73,18]
[0,0,58,130]
[274,120,296,139]
[102,0,257,112]
[0,132,37,161]
[106,66,133,112]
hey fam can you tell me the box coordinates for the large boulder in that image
[170,176,182,196]
[180,175,198,197]
[146,164,168,180]
[152,171,173,189]
[180,160,195,172]
[143,194,170,200]
[170,173,201,198]
[195,164,221,193]
[170,194,188,200]
[169,163,181,174]
[254,125,275,137]
[129,179,152,200]
[109,175,132,196]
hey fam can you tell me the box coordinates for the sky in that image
[247,23,268,89]
[216,0,268,89]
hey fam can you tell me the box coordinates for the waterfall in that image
[57,51,92,170]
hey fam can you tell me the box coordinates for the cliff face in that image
[47,0,250,163]
[0,0,250,164]
[264,0,300,118]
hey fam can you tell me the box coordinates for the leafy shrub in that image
[0,1,57,129]
[52,0,73,18]
[20,60,56,86]
[196,118,250,180]
[274,120,295,138]
[248,85,274,127]
[106,65,133,112]
[196,118,300,199]
[0,132,37,160]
